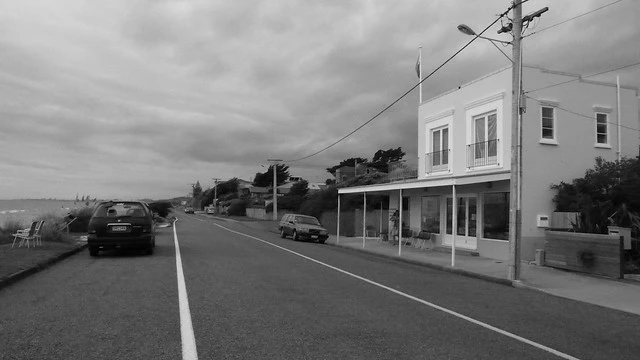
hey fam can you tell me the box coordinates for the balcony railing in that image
[467,139,499,168]
[424,149,450,174]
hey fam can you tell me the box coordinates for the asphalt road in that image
[2,213,640,359]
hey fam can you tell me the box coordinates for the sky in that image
[0,0,638,200]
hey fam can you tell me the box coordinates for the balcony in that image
[386,160,418,182]
[424,149,450,174]
[467,139,499,168]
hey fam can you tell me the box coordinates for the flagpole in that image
[418,46,423,104]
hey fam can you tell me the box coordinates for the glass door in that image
[445,196,477,249]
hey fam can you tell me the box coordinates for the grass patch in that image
[0,212,78,245]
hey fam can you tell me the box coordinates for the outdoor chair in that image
[412,231,432,249]
[11,221,38,248]
[33,220,45,246]
[377,230,389,243]
[400,228,413,246]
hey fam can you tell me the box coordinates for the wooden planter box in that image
[544,230,624,279]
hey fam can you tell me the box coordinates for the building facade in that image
[338,65,639,261]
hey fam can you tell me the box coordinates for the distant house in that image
[276,176,306,195]
[335,164,376,184]
[236,179,253,197]
[308,182,328,192]
[249,186,269,200]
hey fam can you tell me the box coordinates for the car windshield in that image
[93,203,147,218]
[296,216,320,225]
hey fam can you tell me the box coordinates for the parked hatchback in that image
[279,214,329,243]
[87,201,156,256]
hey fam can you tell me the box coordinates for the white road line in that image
[214,223,581,360]
[173,219,199,360]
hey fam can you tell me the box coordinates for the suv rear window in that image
[93,202,148,218]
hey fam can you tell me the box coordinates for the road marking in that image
[173,219,199,360]
[214,223,581,360]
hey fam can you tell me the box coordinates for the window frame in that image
[472,110,498,165]
[421,196,440,234]
[482,192,509,241]
[424,111,453,175]
[595,112,609,146]
[540,105,558,144]
[464,92,504,171]
[431,126,449,170]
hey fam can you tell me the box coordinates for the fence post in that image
[619,235,624,280]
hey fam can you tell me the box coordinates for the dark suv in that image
[87,201,156,256]
[279,214,329,243]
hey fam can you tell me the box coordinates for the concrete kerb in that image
[0,243,87,292]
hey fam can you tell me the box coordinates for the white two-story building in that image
[338,65,639,261]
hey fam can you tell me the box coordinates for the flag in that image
[415,55,421,79]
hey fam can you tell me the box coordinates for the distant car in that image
[206,207,216,214]
[87,201,156,257]
[279,213,329,243]
[184,207,194,214]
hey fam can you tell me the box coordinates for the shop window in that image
[483,192,509,240]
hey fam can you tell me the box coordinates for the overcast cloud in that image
[0,0,638,200]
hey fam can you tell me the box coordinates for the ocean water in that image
[0,199,96,227]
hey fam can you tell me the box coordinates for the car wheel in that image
[292,230,298,241]
[146,245,154,255]
[280,228,286,238]
[318,239,326,244]
[89,246,99,257]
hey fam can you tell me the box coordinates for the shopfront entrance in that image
[444,195,478,250]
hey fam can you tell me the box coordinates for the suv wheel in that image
[292,230,298,241]
[280,228,286,238]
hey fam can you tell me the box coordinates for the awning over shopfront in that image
[337,170,510,194]
[336,170,511,266]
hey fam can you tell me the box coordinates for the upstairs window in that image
[596,113,608,145]
[469,111,498,167]
[541,106,555,141]
[431,127,449,170]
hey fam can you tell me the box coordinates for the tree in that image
[326,157,368,176]
[201,178,240,206]
[192,181,203,198]
[552,157,640,234]
[289,180,309,197]
[252,164,290,187]
[368,147,406,172]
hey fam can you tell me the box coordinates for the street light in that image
[457,24,513,63]
[267,159,282,221]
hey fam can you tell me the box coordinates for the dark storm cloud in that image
[0,0,638,199]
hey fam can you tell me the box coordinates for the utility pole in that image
[212,178,220,213]
[267,159,282,221]
[507,1,523,281]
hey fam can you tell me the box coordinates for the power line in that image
[525,61,640,94]
[524,0,626,38]
[283,4,519,163]
[527,95,640,133]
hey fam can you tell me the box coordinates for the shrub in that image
[148,201,173,218]
[0,219,24,244]
[227,199,249,216]
[35,212,70,243]
[66,206,95,233]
